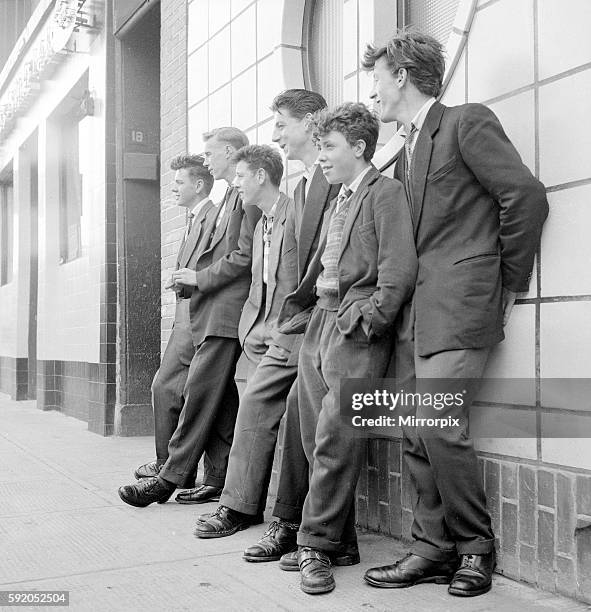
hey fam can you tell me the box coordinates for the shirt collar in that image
[342,165,372,195]
[189,196,210,217]
[402,97,436,137]
[303,161,319,183]
[264,194,280,220]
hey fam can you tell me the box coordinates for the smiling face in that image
[271,108,311,162]
[233,160,262,207]
[368,56,402,123]
[203,136,230,180]
[317,130,364,186]
[171,168,199,208]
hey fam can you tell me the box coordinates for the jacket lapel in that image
[409,101,445,236]
[298,165,330,274]
[339,166,380,258]
[206,187,238,253]
[265,193,290,315]
[178,199,213,268]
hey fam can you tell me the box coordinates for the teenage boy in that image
[361,30,548,597]
[118,127,260,507]
[277,102,416,594]
[192,91,340,559]
[192,145,298,534]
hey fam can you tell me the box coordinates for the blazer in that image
[260,166,340,360]
[189,187,261,347]
[395,101,549,357]
[238,193,298,362]
[277,165,417,340]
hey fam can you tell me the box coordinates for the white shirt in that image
[401,97,437,158]
[185,196,210,239]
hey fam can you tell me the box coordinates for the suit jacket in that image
[238,193,298,363]
[189,187,261,347]
[278,165,417,340]
[395,101,549,357]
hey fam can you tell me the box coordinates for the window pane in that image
[404,0,460,46]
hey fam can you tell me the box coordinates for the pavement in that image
[0,394,589,612]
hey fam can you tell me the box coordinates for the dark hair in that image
[362,29,445,98]
[271,89,328,120]
[170,154,214,194]
[202,126,249,150]
[232,144,284,187]
[313,102,380,162]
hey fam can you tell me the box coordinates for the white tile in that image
[358,69,374,107]
[256,54,279,124]
[256,0,282,58]
[188,0,209,53]
[208,27,231,91]
[539,69,591,187]
[256,119,278,148]
[481,303,536,383]
[343,0,357,76]
[541,425,591,470]
[232,66,257,130]
[538,0,591,80]
[467,0,534,102]
[441,48,466,107]
[208,84,232,129]
[188,45,208,107]
[540,184,591,297]
[487,89,535,178]
[208,0,231,35]
[277,0,305,48]
[472,406,537,460]
[277,47,305,90]
[343,74,357,103]
[231,5,256,76]
[540,302,591,409]
[231,0,252,17]
[188,100,209,153]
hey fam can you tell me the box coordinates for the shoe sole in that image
[300,580,336,595]
[194,523,252,539]
[448,583,492,597]
[280,555,360,572]
[364,575,453,588]
[118,490,172,508]
[176,496,221,505]
[243,554,282,563]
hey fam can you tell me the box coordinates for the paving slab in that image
[0,395,589,612]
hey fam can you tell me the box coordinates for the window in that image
[0,174,14,285]
[399,0,461,46]
[58,116,82,263]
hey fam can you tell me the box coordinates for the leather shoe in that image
[364,553,459,588]
[134,460,162,480]
[194,506,259,539]
[243,520,298,562]
[175,485,222,504]
[118,477,175,508]
[195,508,264,524]
[448,551,496,597]
[279,543,360,571]
[298,547,335,595]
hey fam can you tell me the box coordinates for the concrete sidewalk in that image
[0,394,587,612]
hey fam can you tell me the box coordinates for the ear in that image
[194,178,204,193]
[353,139,367,159]
[303,112,315,131]
[256,167,266,185]
[396,67,408,88]
[224,144,234,159]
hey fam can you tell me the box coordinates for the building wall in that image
[160,0,591,601]
[0,1,115,433]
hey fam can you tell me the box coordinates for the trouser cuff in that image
[202,473,225,488]
[220,492,259,516]
[273,501,302,523]
[456,538,496,555]
[411,541,458,563]
[297,532,342,553]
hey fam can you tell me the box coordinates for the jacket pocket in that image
[453,252,499,265]
[428,156,457,182]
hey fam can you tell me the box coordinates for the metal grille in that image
[405,0,460,46]
[307,0,344,107]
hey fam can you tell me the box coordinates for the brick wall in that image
[160,0,188,353]
[355,438,591,604]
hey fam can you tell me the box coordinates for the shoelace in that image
[299,547,331,570]
[460,554,477,568]
[263,520,280,539]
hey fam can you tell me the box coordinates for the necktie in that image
[336,187,353,213]
[185,211,195,239]
[262,213,274,284]
[404,123,418,179]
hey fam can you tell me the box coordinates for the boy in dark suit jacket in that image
[278,102,416,594]
[362,30,548,597]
